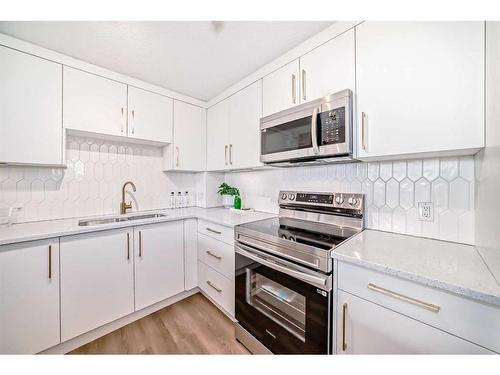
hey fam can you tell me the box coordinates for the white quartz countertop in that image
[332,229,500,306]
[0,207,276,246]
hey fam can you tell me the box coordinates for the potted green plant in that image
[217,182,241,209]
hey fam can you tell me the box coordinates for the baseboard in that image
[40,288,199,354]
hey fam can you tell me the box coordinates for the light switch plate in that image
[418,202,434,221]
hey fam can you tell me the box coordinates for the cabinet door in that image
[184,219,198,290]
[228,80,263,169]
[128,86,173,143]
[206,98,230,171]
[300,29,355,102]
[64,67,127,137]
[0,239,60,354]
[356,22,484,159]
[337,291,491,354]
[60,228,134,341]
[0,46,62,166]
[262,59,300,117]
[171,100,206,171]
[134,221,184,310]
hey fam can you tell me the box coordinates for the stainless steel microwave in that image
[260,89,355,166]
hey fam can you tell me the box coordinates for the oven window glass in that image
[261,116,312,155]
[246,268,306,342]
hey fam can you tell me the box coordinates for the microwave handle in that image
[311,106,320,155]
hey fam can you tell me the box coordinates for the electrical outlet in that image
[418,202,434,221]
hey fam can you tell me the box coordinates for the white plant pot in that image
[222,195,233,208]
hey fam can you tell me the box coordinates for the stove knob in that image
[334,195,344,204]
[281,193,288,200]
[289,194,295,200]
[348,196,358,206]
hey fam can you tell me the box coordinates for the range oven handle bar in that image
[235,243,329,289]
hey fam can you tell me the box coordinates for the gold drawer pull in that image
[206,280,222,293]
[206,250,222,260]
[342,303,347,351]
[206,227,222,235]
[367,283,440,313]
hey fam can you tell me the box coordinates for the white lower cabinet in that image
[337,291,491,354]
[60,228,135,341]
[134,221,185,310]
[184,219,198,290]
[0,239,60,354]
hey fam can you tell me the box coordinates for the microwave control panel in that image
[320,106,345,145]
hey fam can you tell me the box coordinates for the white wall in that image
[0,135,205,222]
[475,22,500,282]
[226,156,475,244]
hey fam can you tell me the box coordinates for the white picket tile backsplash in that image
[225,156,475,244]
[0,135,201,223]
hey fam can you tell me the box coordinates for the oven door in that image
[235,243,332,354]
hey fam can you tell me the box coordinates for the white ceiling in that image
[0,21,333,101]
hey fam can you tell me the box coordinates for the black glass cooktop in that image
[240,217,357,251]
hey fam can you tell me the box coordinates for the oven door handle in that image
[311,106,320,155]
[236,244,329,289]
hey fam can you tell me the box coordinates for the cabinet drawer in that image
[198,233,234,278]
[197,219,234,245]
[198,261,234,317]
[338,261,500,353]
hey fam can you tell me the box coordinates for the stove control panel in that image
[279,191,364,211]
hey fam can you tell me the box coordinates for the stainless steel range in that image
[234,190,364,354]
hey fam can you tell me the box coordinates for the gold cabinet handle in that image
[139,231,142,257]
[206,250,222,260]
[342,302,347,351]
[291,74,297,104]
[206,280,222,293]
[121,107,124,133]
[361,112,367,150]
[48,245,52,279]
[127,232,130,260]
[301,69,307,101]
[206,227,222,235]
[131,109,135,134]
[367,283,440,313]
[229,144,233,165]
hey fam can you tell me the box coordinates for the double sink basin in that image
[78,213,166,227]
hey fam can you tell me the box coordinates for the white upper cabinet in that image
[299,29,355,102]
[207,98,230,171]
[63,66,127,137]
[228,80,263,169]
[134,221,185,311]
[127,86,173,144]
[262,59,300,117]
[165,100,206,171]
[0,239,60,354]
[207,81,263,171]
[356,22,485,160]
[60,228,134,342]
[0,46,63,166]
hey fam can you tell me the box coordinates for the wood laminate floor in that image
[69,293,249,354]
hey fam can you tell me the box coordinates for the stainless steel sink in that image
[127,213,166,221]
[78,213,166,226]
[78,217,129,226]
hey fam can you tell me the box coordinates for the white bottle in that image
[169,192,175,208]
[184,191,190,207]
[176,192,182,208]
